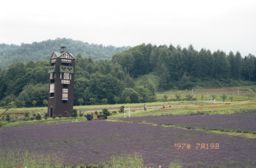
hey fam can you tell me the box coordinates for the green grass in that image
[103,153,144,168]
[0,152,181,168]
[205,129,256,139]
[108,119,256,139]
[2,85,256,116]
[0,117,85,128]
[0,101,165,115]
[0,151,63,168]
[160,124,256,139]
[2,100,256,128]
[157,85,256,102]
[111,100,256,118]
[1,85,256,128]
[169,162,183,168]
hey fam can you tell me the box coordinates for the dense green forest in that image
[113,44,256,89]
[0,43,256,107]
[0,56,155,107]
[0,38,127,68]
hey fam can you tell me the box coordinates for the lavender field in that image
[1,120,256,167]
[123,111,256,132]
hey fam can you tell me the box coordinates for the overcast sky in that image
[0,0,255,55]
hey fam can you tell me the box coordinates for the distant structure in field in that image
[48,46,75,117]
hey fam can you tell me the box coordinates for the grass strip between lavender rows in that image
[110,100,256,118]
[107,119,256,139]
[0,117,85,128]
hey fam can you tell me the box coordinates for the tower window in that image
[49,84,55,93]
[49,73,53,79]
[62,88,68,93]
[62,88,68,100]
[50,72,55,79]
[62,93,68,99]
[63,73,70,80]
[50,72,56,79]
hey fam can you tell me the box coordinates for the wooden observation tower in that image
[48,46,75,117]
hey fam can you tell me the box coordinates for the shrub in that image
[221,94,227,102]
[119,106,125,113]
[175,94,181,101]
[89,98,96,105]
[85,114,93,121]
[163,95,168,102]
[24,112,30,120]
[77,98,84,105]
[5,114,11,122]
[97,112,107,120]
[185,94,194,101]
[32,100,37,107]
[35,113,42,120]
[44,113,48,120]
[71,109,78,117]
[30,113,37,120]
[102,108,111,116]
[189,111,206,116]
[211,95,216,101]
[178,80,195,90]
[79,111,83,117]
[42,99,48,106]
[101,98,108,104]
[121,88,140,103]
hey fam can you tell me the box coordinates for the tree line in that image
[0,43,255,107]
[113,44,256,90]
[0,55,155,107]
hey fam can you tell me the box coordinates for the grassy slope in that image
[157,85,256,101]
[1,85,256,115]
[1,85,256,128]
[111,100,256,118]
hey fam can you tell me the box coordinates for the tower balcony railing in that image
[60,65,74,73]
[48,66,55,73]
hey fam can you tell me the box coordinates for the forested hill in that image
[0,43,256,107]
[0,38,127,68]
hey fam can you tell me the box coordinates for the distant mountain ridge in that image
[0,38,128,68]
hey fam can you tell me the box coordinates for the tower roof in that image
[51,47,75,59]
